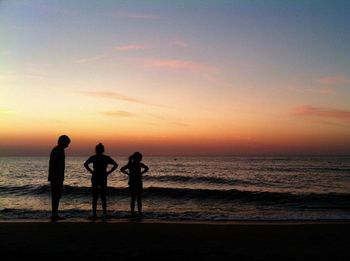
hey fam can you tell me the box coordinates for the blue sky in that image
[1,0,350,155]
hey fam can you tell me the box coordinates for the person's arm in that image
[120,164,130,175]
[48,149,56,181]
[84,157,94,174]
[106,157,118,175]
[140,163,149,175]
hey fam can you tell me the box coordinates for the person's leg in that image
[51,181,63,219]
[51,197,59,217]
[130,187,136,216]
[92,181,98,218]
[137,186,142,215]
[100,179,107,215]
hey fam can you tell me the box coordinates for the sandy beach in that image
[0,221,349,260]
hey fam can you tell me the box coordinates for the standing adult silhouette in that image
[84,143,118,219]
[48,135,71,221]
[120,152,149,217]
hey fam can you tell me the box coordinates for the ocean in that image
[1,156,350,221]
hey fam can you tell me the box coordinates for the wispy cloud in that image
[75,44,147,64]
[25,65,49,78]
[80,91,145,104]
[101,110,134,117]
[149,114,189,127]
[0,71,16,81]
[172,40,188,48]
[75,54,106,64]
[0,64,53,81]
[126,13,160,20]
[316,75,350,85]
[286,83,335,95]
[98,11,160,20]
[294,106,350,120]
[171,121,190,127]
[140,58,216,73]
[319,87,333,94]
[35,3,78,16]
[115,44,148,51]
[0,50,10,56]
[0,109,15,115]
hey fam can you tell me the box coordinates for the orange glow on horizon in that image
[1,125,349,156]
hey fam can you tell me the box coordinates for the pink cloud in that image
[116,44,148,51]
[172,40,188,48]
[141,58,216,73]
[294,106,350,120]
[317,75,350,85]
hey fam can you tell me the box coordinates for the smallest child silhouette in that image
[120,152,149,217]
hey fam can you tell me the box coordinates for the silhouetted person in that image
[120,152,149,217]
[84,143,118,219]
[48,135,71,221]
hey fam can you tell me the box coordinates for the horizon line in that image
[1,154,349,158]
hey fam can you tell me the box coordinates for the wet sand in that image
[0,221,349,260]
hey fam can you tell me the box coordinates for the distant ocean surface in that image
[1,156,350,221]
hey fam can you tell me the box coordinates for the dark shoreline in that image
[1,221,350,260]
[1,218,350,224]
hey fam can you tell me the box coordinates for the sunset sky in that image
[1,0,350,156]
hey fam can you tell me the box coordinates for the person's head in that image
[57,135,70,148]
[95,143,105,155]
[129,152,143,163]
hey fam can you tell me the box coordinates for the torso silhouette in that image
[86,154,114,179]
[128,162,144,186]
[48,145,65,182]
